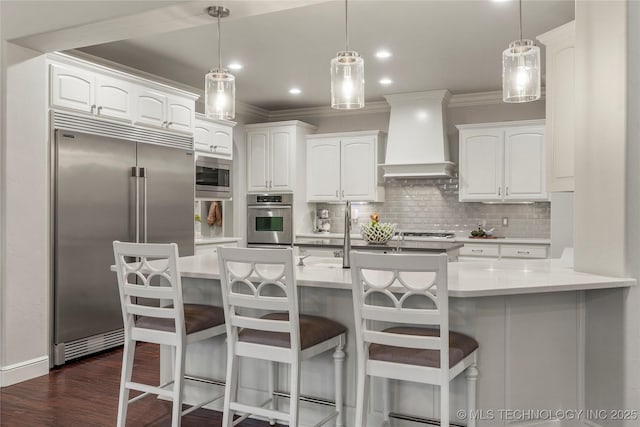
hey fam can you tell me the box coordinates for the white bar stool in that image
[217,247,346,427]
[112,241,227,427]
[350,251,479,427]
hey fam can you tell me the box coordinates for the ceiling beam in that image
[10,0,330,53]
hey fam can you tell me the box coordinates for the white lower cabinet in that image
[458,121,547,202]
[460,242,549,260]
[195,241,238,255]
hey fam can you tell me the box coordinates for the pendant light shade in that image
[331,0,364,109]
[205,6,235,120]
[502,0,540,103]
[331,51,365,109]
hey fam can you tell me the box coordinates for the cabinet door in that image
[194,123,212,153]
[167,95,194,133]
[307,138,341,202]
[50,64,95,113]
[95,75,132,121]
[341,136,376,201]
[504,127,548,200]
[270,126,293,191]
[459,129,503,201]
[210,123,233,158]
[135,88,167,128]
[247,130,269,192]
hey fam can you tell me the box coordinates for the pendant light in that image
[330,0,364,109]
[205,6,235,120]
[502,0,540,103]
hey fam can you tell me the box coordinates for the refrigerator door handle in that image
[140,167,148,243]
[131,167,140,243]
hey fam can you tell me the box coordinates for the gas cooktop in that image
[399,231,456,239]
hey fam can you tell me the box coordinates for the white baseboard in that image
[0,355,49,387]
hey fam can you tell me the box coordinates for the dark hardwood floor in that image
[0,343,283,426]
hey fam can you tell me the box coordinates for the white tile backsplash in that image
[317,178,550,238]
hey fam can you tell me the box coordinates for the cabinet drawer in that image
[501,245,548,259]
[459,244,500,257]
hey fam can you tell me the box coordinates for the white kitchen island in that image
[164,254,635,427]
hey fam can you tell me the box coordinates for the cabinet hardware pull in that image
[498,187,501,196]
[471,249,483,253]
[167,121,173,127]
[97,106,103,114]
[506,187,509,196]
[209,145,214,152]
[90,104,96,113]
[336,190,339,198]
[517,251,530,254]
[162,121,167,126]
[341,190,344,198]
[265,180,268,188]
[269,180,272,189]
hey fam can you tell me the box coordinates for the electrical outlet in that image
[502,217,509,227]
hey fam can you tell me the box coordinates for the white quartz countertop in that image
[160,254,635,298]
[195,237,242,245]
[296,233,550,245]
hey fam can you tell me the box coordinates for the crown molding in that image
[236,101,270,121]
[267,100,390,121]
[448,89,546,108]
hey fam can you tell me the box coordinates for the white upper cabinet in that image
[51,64,95,113]
[307,131,385,202]
[307,138,341,200]
[194,114,234,159]
[49,56,198,132]
[134,87,194,133]
[245,121,316,194]
[458,121,547,202]
[51,64,133,121]
[94,75,133,121]
[538,21,576,192]
[504,127,546,200]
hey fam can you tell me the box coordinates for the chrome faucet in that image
[343,201,351,268]
[297,255,310,266]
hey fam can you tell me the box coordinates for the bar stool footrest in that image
[389,411,467,427]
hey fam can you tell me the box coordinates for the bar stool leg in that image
[354,364,369,427]
[171,342,186,427]
[466,363,479,427]
[117,338,136,427]
[333,341,346,427]
[289,359,301,427]
[440,380,450,427]
[222,349,239,427]
[382,377,390,425]
[268,361,277,425]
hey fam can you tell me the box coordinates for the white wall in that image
[550,192,574,258]
[574,1,627,277]
[1,43,49,386]
[624,0,640,423]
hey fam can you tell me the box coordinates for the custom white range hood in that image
[382,90,455,178]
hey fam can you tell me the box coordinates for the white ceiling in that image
[4,0,575,111]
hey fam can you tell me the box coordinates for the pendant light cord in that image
[345,0,349,52]
[519,0,523,41]
[217,14,222,70]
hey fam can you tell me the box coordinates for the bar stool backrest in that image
[350,252,450,371]
[217,247,300,352]
[113,241,185,345]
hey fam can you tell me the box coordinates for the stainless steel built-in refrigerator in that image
[53,129,194,365]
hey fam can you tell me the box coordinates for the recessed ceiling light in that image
[375,50,392,59]
[228,62,243,70]
[379,78,393,86]
[289,88,302,95]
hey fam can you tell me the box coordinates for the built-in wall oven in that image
[195,154,232,199]
[247,193,293,248]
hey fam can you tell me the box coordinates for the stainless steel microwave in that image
[195,155,232,199]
